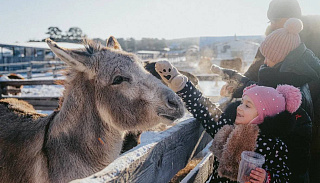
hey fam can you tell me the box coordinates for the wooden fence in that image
[0,79,62,110]
[71,118,214,183]
[0,60,67,78]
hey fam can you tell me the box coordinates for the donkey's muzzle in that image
[157,89,185,122]
[164,92,184,118]
[167,96,180,109]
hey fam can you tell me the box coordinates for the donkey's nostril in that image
[167,97,179,109]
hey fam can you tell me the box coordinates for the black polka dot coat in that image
[177,81,292,182]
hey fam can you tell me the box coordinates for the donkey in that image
[0,37,185,183]
[121,61,200,152]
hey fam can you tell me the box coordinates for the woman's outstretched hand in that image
[220,84,235,97]
[155,60,188,92]
[211,64,246,97]
[249,168,267,183]
[211,64,244,82]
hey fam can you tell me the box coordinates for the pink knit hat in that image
[260,18,303,65]
[243,84,302,124]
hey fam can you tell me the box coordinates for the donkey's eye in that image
[112,76,129,85]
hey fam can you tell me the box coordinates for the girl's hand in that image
[155,60,187,92]
[249,168,267,183]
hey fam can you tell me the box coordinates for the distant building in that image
[213,38,260,70]
[0,42,83,72]
[200,35,263,72]
[136,50,161,61]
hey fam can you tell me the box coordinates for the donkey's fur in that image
[0,37,184,183]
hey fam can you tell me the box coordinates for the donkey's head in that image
[46,37,184,131]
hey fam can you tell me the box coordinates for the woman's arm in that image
[155,61,233,138]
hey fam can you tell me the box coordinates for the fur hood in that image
[210,124,260,181]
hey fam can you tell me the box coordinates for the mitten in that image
[155,60,188,92]
[211,64,245,84]
[211,64,249,97]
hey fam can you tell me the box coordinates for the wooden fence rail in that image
[0,79,63,110]
[71,118,213,183]
[0,60,65,67]
[0,60,67,78]
[181,144,215,183]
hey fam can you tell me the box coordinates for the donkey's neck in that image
[47,75,124,180]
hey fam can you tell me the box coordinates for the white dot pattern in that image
[177,81,227,138]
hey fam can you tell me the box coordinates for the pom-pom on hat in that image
[260,18,303,65]
[243,84,302,124]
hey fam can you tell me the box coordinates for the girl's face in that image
[235,95,259,124]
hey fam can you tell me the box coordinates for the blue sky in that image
[0,0,319,43]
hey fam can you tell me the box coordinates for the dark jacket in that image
[177,81,296,182]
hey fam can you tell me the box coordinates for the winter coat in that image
[177,81,295,182]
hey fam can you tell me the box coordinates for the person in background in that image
[154,60,308,182]
[245,0,320,81]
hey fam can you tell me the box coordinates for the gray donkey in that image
[0,37,185,183]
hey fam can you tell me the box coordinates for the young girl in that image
[155,60,303,183]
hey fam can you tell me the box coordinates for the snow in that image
[22,85,64,97]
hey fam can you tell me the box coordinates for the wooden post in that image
[27,62,32,79]
[1,47,3,63]
[53,64,57,78]
[0,86,2,99]
[215,77,219,87]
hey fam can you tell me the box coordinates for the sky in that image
[0,0,319,43]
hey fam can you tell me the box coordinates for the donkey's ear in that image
[46,38,89,72]
[106,36,122,50]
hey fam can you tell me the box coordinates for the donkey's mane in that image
[82,38,104,55]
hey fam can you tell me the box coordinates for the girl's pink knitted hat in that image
[243,84,302,124]
[260,18,303,65]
